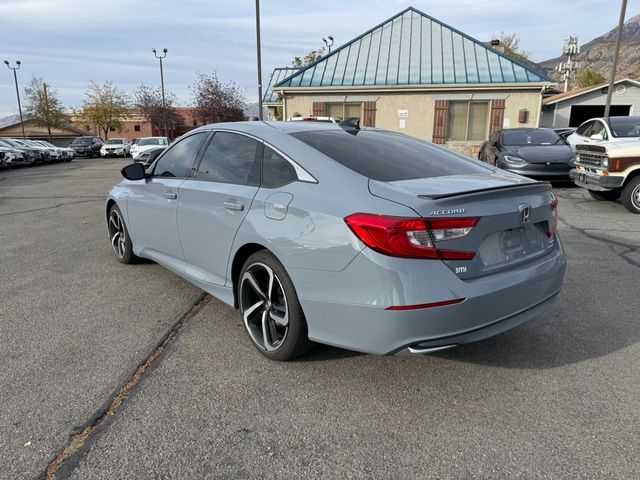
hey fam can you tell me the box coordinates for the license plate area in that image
[578,173,585,182]
[477,225,547,268]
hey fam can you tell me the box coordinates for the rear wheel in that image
[239,250,313,361]
[108,205,139,263]
[588,189,621,201]
[621,176,640,214]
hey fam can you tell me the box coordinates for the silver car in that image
[106,121,566,360]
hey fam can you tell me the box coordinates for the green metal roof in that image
[276,7,550,89]
[263,67,301,104]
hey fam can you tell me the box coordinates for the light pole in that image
[152,48,169,139]
[604,0,628,117]
[4,60,26,139]
[255,0,263,120]
[322,36,334,54]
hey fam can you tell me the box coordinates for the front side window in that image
[153,132,207,177]
[262,146,297,188]
[608,116,640,137]
[590,121,608,139]
[576,121,594,137]
[447,101,489,141]
[196,132,260,186]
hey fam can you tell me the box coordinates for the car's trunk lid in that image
[369,173,557,279]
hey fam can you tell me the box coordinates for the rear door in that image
[126,132,208,269]
[177,131,261,286]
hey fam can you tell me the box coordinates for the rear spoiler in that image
[418,181,550,200]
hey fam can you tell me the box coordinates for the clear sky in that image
[0,0,635,116]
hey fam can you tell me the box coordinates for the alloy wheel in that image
[633,184,640,209]
[108,209,126,260]
[240,262,289,351]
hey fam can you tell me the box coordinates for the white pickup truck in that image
[570,140,640,213]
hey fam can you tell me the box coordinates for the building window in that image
[447,101,489,141]
[326,103,362,120]
[134,125,141,132]
[109,126,116,132]
[192,119,198,126]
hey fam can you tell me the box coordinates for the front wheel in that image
[621,177,640,214]
[108,205,139,263]
[588,189,621,201]
[239,250,313,361]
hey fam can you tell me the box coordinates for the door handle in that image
[223,201,244,211]
[165,191,177,200]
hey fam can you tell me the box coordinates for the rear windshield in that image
[607,117,640,138]
[290,129,489,182]
[502,129,562,146]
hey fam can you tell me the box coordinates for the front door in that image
[126,131,209,270]
[178,131,261,286]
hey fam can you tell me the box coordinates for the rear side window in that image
[196,132,260,186]
[291,130,489,182]
[153,132,207,177]
[262,146,297,188]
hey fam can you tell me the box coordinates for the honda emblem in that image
[519,205,531,224]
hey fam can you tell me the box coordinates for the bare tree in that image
[191,72,245,124]
[492,32,531,62]
[23,78,68,142]
[292,48,326,67]
[80,81,129,140]
[133,83,180,138]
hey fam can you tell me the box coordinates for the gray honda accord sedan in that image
[106,120,566,360]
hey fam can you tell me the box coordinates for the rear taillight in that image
[547,192,558,238]
[344,213,477,260]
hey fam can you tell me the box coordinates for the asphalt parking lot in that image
[1,158,639,479]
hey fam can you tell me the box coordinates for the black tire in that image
[621,176,640,214]
[239,250,313,361]
[107,204,140,264]
[588,189,621,201]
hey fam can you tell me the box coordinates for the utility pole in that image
[255,0,263,120]
[4,60,26,139]
[605,0,628,117]
[43,83,53,143]
[555,36,580,92]
[152,48,169,139]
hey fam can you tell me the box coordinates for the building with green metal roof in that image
[273,6,553,156]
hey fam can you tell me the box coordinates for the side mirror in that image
[121,162,147,181]
[590,133,604,141]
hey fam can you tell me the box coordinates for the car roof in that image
[191,120,347,135]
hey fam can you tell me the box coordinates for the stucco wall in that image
[283,88,542,157]
[283,89,542,141]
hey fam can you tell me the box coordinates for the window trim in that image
[150,130,211,178]
[191,129,317,185]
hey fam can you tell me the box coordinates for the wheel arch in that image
[230,242,272,308]
[106,198,117,221]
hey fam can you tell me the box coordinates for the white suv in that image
[130,137,168,160]
[101,138,130,157]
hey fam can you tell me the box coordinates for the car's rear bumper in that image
[292,237,566,355]
[570,169,625,191]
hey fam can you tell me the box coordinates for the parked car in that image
[100,138,130,158]
[130,137,168,160]
[133,146,166,166]
[570,141,640,213]
[0,145,30,168]
[24,140,63,162]
[565,116,640,149]
[478,128,575,179]
[106,121,566,360]
[33,140,74,162]
[8,139,51,164]
[70,136,103,158]
[0,139,40,165]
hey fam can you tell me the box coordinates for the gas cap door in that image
[264,192,293,220]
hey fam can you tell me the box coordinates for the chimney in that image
[490,39,505,54]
